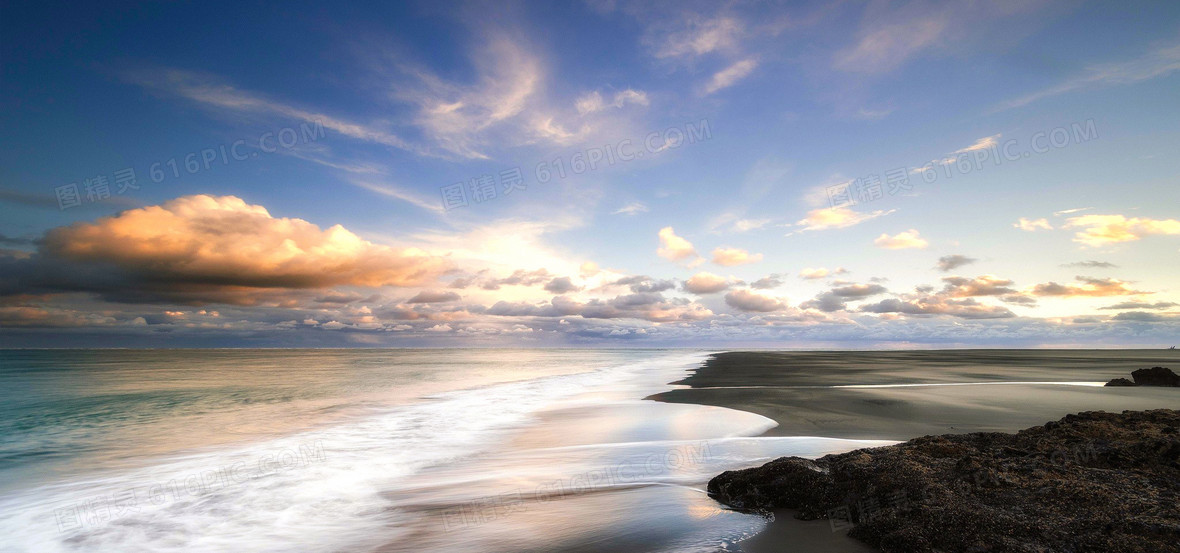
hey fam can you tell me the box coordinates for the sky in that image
[1,0,1179,348]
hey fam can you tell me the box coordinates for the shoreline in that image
[649,350,1180,552]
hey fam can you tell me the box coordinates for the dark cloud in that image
[936,254,977,272]
[543,276,581,294]
[830,283,888,297]
[1062,260,1117,269]
[1001,294,1038,306]
[800,292,848,312]
[1032,276,1149,297]
[1111,311,1174,322]
[750,274,786,289]
[1098,301,1177,310]
[0,188,60,209]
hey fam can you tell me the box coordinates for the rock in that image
[1131,366,1180,387]
[708,410,1180,553]
[1104,367,1179,387]
[1105,377,1137,387]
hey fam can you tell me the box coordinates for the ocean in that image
[0,349,892,553]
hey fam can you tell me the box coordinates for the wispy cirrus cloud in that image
[613,202,649,216]
[996,40,1180,111]
[575,89,650,115]
[122,67,418,153]
[703,58,758,95]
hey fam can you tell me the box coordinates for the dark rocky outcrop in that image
[1105,366,1180,387]
[1132,366,1180,387]
[708,410,1180,553]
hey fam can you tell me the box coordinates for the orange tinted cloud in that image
[1064,214,1180,246]
[42,195,449,289]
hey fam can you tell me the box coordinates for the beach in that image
[651,350,1180,552]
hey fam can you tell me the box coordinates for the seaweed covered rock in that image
[708,410,1180,553]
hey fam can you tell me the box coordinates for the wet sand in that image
[649,350,1180,552]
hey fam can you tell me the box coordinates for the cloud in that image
[730,218,771,232]
[874,229,928,250]
[1062,260,1117,269]
[489,292,713,323]
[351,179,445,213]
[711,247,762,266]
[0,233,34,246]
[1014,217,1053,231]
[1111,311,1177,322]
[951,134,1001,154]
[407,290,461,303]
[859,297,1016,319]
[936,254,977,272]
[799,268,830,280]
[657,226,697,261]
[940,275,1017,297]
[38,195,448,295]
[1001,294,1038,306]
[830,283,888,298]
[725,289,786,312]
[796,207,893,231]
[474,269,553,290]
[123,68,416,152]
[750,274,785,289]
[1031,276,1150,297]
[400,32,549,159]
[1099,301,1177,311]
[703,58,758,95]
[996,41,1180,111]
[543,276,581,294]
[648,15,743,60]
[613,275,677,293]
[800,292,848,313]
[683,272,730,294]
[575,89,650,115]
[1063,214,1180,246]
[799,282,887,312]
[833,8,948,74]
[613,202,649,216]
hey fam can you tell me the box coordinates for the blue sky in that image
[2,0,1179,347]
